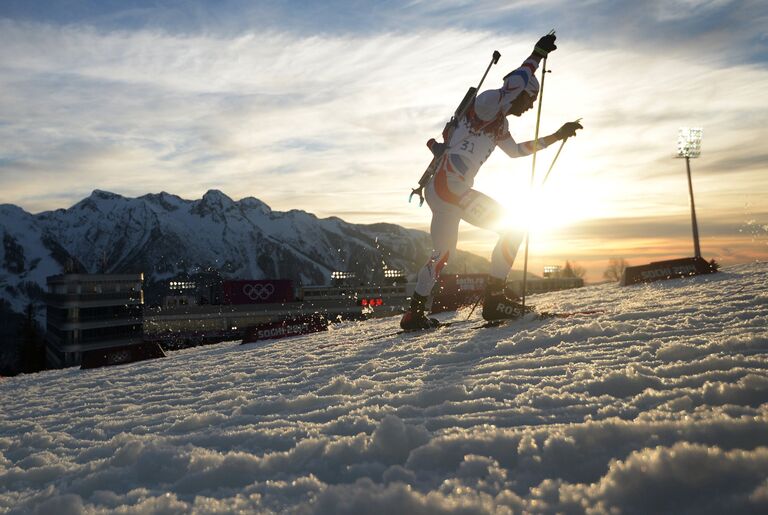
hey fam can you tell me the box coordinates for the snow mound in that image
[1,262,767,514]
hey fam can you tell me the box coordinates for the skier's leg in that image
[489,231,524,280]
[414,209,460,297]
[456,190,526,320]
[417,160,466,295]
[458,189,524,279]
[401,162,463,330]
[402,209,459,330]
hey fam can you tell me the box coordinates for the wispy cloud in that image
[0,2,766,279]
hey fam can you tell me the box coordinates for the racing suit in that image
[414,56,552,297]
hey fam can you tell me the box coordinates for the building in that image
[45,274,146,368]
[143,282,411,347]
[430,273,583,314]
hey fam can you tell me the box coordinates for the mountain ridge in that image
[0,189,490,321]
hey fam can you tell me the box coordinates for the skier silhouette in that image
[401,33,583,330]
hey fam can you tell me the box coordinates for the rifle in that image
[409,50,501,206]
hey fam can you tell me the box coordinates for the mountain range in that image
[0,189,490,324]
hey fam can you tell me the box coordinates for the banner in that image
[222,279,294,304]
[621,257,717,286]
[241,315,329,344]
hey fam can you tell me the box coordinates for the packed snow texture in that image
[1,262,767,514]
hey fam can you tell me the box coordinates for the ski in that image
[474,309,603,330]
[392,319,473,337]
[538,309,603,318]
[360,319,474,343]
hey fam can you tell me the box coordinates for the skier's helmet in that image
[500,72,540,114]
[524,74,539,98]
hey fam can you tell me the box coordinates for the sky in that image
[1,0,767,282]
[2,262,767,512]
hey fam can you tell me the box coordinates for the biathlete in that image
[401,33,583,330]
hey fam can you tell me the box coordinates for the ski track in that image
[1,262,767,514]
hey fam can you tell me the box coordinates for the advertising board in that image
[240,314,329,344]
[222,279,294,304]
[621,257,717,286]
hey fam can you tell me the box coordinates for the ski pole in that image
[466,294,483,320]
[542,139,566,186]
[521,31,553,312]
[541,118,581,186]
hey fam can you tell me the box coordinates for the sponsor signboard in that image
[240,314,329,344]
[222,279,294,305]
[621,257,717,286]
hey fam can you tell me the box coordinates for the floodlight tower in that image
[676,128,703,259]
[619,128,716,285]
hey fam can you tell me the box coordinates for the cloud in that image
[564,213,764,241]
[0,21,498,217]
[703,152,768,175]
[0,4,767,275]
[3,1,766,65]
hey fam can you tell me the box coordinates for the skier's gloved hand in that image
[534,34,557,58]
[556,120,583,140]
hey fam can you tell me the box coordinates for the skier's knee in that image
[426,250,450,276]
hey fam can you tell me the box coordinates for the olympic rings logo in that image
[242,283,275,300]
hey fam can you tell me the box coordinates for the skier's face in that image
[507,93,537,117]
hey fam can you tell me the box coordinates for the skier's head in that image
[524,74,540,97]
[506,92,536,117]
[505,75,539,117]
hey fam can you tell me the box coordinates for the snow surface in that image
[1,262,767,514]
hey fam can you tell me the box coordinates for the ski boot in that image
[482,277,527,321]
[400,292,440,331]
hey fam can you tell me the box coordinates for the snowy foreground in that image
[2,263,768,514]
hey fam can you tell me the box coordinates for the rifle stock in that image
[409,52,500,205]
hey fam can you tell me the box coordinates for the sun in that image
[476,154,606,239]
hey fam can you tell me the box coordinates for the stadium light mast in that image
[620,127,716,285]
[676,128,703,259]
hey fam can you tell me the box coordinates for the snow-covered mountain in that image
[0,189,488,317]
[1,262,766,513]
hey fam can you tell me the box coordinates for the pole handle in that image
[475,50,502,93]
[541,118,581,185]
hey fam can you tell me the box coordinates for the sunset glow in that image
[0,1,766,282]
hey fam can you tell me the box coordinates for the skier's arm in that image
[498,120,583,158]
[496,34,556,107]
[474,35,557,120]
[497,132,556,158]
